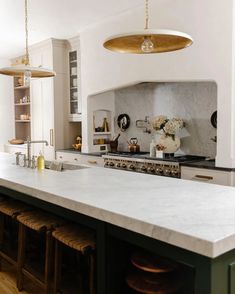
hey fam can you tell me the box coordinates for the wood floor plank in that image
[0,261,42,294]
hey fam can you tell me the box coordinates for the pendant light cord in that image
[25,0,29,65]
[145,0,149,30]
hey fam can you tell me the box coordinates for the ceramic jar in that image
[157,134,180,154]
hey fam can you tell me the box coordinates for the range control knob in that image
[116,163,121,168]
[171,169,179,177]
[156,167,163,174]
[104,161,109,167]
[148,167,155,173]
[109,162,114,167]
[164,168,171,176]
[141,166,147,172]
[129,164,136,170]
[122,163,127,169]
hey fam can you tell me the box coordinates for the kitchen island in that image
[1,152,235,293]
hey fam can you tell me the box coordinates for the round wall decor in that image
[117,114,130,132]
[210,111,217,128]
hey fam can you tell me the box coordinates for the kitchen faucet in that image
[25,137,49,168]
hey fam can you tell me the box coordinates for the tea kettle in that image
[127,137,140,153]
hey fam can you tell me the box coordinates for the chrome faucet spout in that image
[24,137,49,168]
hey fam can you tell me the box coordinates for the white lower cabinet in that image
[232,172,235,187]
[181,166,232,186]
[4,144,27,155]
[56,152,81,163]
[56,152,104,167]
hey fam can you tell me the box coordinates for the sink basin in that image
[45,161,89,172]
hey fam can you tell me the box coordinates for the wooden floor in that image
[0,261,41,294]
[0,260,80,294]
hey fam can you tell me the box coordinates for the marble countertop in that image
[1,152,235,258]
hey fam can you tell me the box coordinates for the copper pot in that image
[127,138,140,153]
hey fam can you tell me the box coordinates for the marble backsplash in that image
[114,82,217,158]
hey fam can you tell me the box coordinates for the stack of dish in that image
[126,251,182,294]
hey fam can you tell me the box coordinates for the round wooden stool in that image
[52,224,95,294]
[126,251,182,294]
[0,199,32,269]
[16,210,65,294]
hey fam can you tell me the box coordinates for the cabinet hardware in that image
[193,175,213,181]
[74,158,78,161]
[50,129,54,146]
[88,160,97,165]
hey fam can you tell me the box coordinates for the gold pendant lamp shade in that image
[0,65,56,78]
[0,0,55,78]
[103,0,193,54]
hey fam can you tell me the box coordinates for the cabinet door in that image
[41,78,55,160]
[30,78,43,156]
[30,45,55,160]
[31,77,55,160]
[181,166,232,186]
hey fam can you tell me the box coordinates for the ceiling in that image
[0,0,143,59]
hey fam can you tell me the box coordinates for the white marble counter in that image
[1,152,235,258]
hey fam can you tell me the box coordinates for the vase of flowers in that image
[151,116,185,154]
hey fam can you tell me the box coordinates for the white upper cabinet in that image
[29,39,68,160]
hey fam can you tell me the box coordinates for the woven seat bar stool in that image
[0,199,32,269]
[16,210,66,294]
[52,224,96,294]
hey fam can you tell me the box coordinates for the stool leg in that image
[17,223,26,291]
[53,239,62,294]
[89,252,95,294]
[0,214,4,271]
[45,230,53,294]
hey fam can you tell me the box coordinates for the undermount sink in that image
[45,161,89,172]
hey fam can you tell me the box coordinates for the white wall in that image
[0,59,14,151]
[80,0,235,167]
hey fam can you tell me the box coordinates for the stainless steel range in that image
[103,153,205,178]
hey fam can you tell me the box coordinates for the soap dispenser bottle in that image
[37,151,45,170]
[150,139,156,157]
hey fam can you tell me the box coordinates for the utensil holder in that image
[110,141,118,152]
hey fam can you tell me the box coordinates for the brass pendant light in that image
[0,0,55,78]
[103,0,193,54]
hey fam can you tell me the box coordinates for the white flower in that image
[163,118,184,135]
[151,116,168,131]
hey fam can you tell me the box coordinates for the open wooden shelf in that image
[93,132,111,136]
[14,86,30,90]
[15,120,31,123]
[15,103,30,106]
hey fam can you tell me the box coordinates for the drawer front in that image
[56,152,81,164]
[79,156,104,167]
[181,167,231,186]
